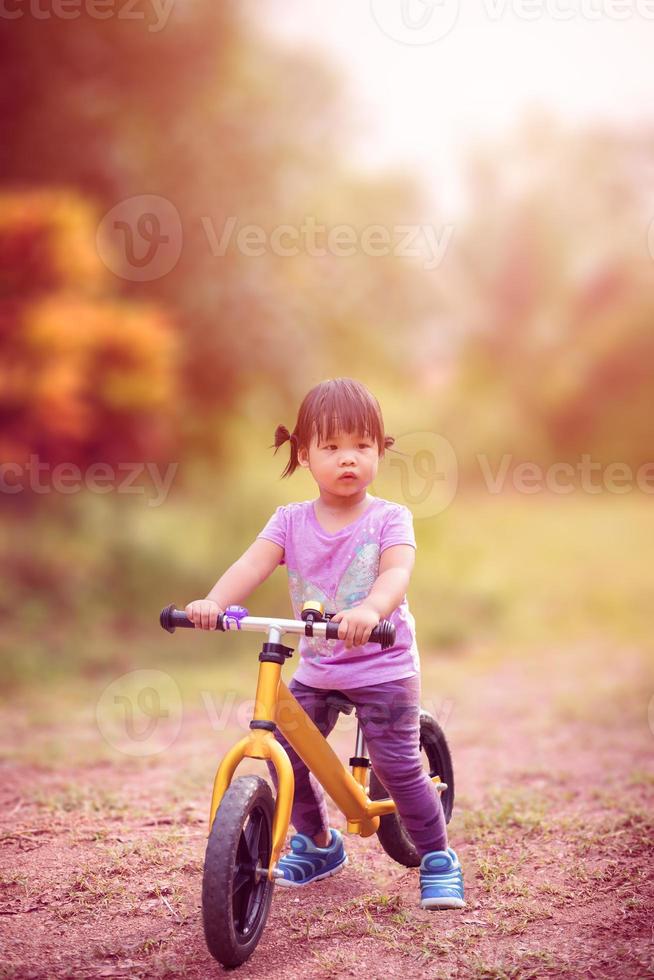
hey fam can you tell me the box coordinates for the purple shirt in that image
[257,495,420,689]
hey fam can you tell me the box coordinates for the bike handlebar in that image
[159,604,396,650]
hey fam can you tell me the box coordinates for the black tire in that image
[202,775,275,968]
[369,710,455,868]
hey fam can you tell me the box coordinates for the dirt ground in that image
[1,640,653,980]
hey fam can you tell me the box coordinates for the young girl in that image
[186,378,465,910]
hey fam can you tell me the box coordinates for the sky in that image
[255,0,654,218]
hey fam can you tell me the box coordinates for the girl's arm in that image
[186,538,284,629]
[362,544,416,619]
[205,537,284,607]
[331,544,416,648]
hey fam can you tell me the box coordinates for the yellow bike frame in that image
[208,632,445,881]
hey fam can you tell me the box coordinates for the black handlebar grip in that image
[160,604,225,633]
[325,619,396,650]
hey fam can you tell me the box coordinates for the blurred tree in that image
[0,190,177,469]
[0,2,440,463]
[436,110,654,471]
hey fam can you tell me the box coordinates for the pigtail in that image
[271,424,292,451]
[383,433,410,460]
[270,424,299,479]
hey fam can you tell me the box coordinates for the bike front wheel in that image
[202,775,275,968]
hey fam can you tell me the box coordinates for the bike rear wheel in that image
[202,775,275,967]
[369,710,455,868]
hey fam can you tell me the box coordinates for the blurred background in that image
[0,0,652,734]
[2,11,653,976]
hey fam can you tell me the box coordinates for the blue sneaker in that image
[419,847,466,910]
[274,828,348,887]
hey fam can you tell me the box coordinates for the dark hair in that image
[270,378,396,479]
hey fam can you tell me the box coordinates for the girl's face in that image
[297,426,380,497]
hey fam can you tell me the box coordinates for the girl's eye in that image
[323,443,370,450]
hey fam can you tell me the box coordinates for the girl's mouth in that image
[339,474,357,480]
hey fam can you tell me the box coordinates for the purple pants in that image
[265,673,448,858]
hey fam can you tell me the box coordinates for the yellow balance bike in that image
[160,602,454,968]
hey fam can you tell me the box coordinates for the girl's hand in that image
[185,599,223,630]
[331,604,380,649]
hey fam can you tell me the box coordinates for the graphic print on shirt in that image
[287,541,381,659]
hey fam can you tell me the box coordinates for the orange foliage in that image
[0,190,178,466]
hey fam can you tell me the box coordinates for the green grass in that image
[412,493,654,651]
[460,789,549,841]
[1,490,652,715]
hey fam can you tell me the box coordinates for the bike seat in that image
[325,692,355,715]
